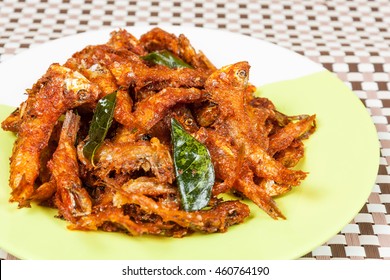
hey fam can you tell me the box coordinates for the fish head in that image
[205,61,250,90]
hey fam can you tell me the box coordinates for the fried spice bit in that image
[3,27,316,237]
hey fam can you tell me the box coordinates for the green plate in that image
[0,70,379,259]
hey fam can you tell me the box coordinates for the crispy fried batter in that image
[49,111,92,222]
[140,27,217,73]
[149,104,199,145]
[1,107,24,133]
[95,137,175,184]
[8,64,100,207]
[64,45,134,127]
[131,87,206,132]
[3,28,316,237]
[268,115,316,156]
[112,190,250,234]
[80,45,208,93]
[71,205,165,236]
[205,62,307,191]
[107,29,146,55]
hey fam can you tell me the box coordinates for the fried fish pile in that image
[1,28,316,237]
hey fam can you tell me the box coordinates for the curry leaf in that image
[171,118,215,211]
[83,91,117,166]
[141,50,193,69]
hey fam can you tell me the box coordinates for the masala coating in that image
[1,27,315,237]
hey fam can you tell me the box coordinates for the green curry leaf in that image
[83,91,117,166]
[141,50,193,69]
[171,118,215,211]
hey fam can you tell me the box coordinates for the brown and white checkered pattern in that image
[0,0,389,260]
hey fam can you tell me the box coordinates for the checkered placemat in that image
[0,0,389,260]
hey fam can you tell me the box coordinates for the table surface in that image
[0,0,389,260]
